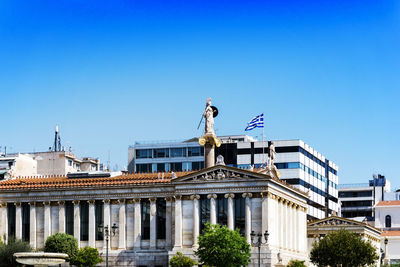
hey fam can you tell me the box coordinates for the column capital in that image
[224,193,235,199]
[57,200,65,206]
[190,194,200,200]
[43,201,51,206]
[88,199,96,205]
[165,196,174,202]
[149,197,157,203]
[119,199,126,204]
[28,201,37,206]
[103,199,111,204]
[133,198,141,204]
[174,195,182,200]
[207,193,217,199]
[15,202,22,207]
[73,200,80,205]
[0,202,7,207]
[242,192,253,198]
[126,199,135,204]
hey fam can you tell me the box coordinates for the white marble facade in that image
[0,165,309,266]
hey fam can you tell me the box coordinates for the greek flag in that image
[245,113,264,131]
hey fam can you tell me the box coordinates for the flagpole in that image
[262,113,265,166]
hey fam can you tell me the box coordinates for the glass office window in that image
[153,148,169,158]
[171,148,186,157]
[136,149,153,159]
[157,163,165,172]
[170,162,182,172]
[192,161,204,171]
[136,164,152,173]
[188,147,204,157]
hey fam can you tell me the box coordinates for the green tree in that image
[310,229,379,267]
[287,259,307,267]
[195,223,251,267]
[170,251,198,267]
[70,246,103,267]
[44,233,78,262]
[0,237,32,267]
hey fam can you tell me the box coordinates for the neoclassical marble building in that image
[0,164,308,266]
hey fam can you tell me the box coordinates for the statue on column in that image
[258,141,281,179]
[268,142,276,168]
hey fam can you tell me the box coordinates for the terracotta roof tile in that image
[381,231,400,237]
[376,200,400,207]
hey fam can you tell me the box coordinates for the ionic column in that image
[284,200,289,250]
[58,201,65,233]
[242,193,252,243]
[174,195,182,249]
[261,193,268,235]
[73,200,80,248]
[15,202,22,240]
[29,202,36,249]
[0,203,8,242]
[88,200,96,248]
[191,194,200,247]
[279,199,285,248]
[133,199,141,249]
[43,201,52,241]
[207,194,217,225]
[103,199,111,252]
[118,199,126,250]
[294,205,299,252]
[288,203,294,251]
[165,197,173,249]
[150,198,157,249]
[225,193,235,230]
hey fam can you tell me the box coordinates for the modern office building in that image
[339,174,393,221]
[128,135,339,219]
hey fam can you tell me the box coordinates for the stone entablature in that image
[0,165,308,267]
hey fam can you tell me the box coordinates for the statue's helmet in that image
[206,97,212,105]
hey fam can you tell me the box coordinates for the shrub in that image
[44,233,78,262]
[0,237,32,267]
[287,259,307,267]
[70,246,103,267]
[170,251,198,267]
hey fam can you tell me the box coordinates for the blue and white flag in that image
[245,113,264,131]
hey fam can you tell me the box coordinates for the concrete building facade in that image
[0,154,37,180]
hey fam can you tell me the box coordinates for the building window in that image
[141,200,150,240]
[171,148,186,157]
[136,164,152,173]
[7,203,16,238]
[170,162,182,172]
[217,195,228,226]
[22,203,30,242]
[136,149,153,159]
[65,201,74,235]
[95,200,104,240]
[157,163,165,172]
[192,161,204,171]
[234,195,245,235]
[200,195,210,232]
[385,215,391,228]
[80,201,89,241]
[156,199,166,239]
[188,147,204,157]
[153,148,169,158]
[68,159,72,166]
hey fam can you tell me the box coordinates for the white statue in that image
[203,97,215,135]
[268,142,276,168]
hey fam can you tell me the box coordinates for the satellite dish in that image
[211,106,218,117]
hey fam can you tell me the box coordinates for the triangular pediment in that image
[172,165,271,183]
[308,216,364,227]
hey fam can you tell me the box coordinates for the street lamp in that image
[384,237,389,265]
[98,223,118,267]
[251,230,269,267]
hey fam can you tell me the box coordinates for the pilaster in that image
[58,201,65,233]
[15,202,22,240]
[103,199,111,252]
[88,200,96,248]
[73,200,80,248]
[29,202,37,249]
[133,198,141,249]
[118,199,126,250]
[149,198,157,249]
[173,195,182,249]
[165,197,173,249]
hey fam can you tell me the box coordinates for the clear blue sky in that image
[1,1,399,189]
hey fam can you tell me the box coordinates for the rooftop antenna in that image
[53,125,62,152]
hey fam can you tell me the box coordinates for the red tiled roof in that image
[381,231,400,237]
[376,200,400,207]
[0,172,192,190]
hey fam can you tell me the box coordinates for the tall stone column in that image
[29,202,37,249]
[225,193,235,230]
[88,200,96,248]
[191,195,200,247]
[208,194,217,225]
[294,205,299,252]
[261,193,268,235]
[150,198,157,249]
[58,201,65,233]
[43,201,52,241]
[165,197,173,249]
[279,199,284,248]
[242,193,252,244]
[103,199,111,252]
[173,195,182,249]
[73,200,81,248]
[118,199,126,250]
[204,144,215,168]
[15,202,22,240]
[133,199,141,250]
[0,203,7,240]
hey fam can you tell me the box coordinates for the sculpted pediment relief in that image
[172,165,270,183]
[308,216,361,227]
